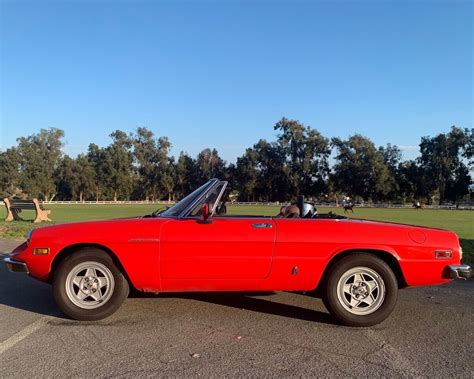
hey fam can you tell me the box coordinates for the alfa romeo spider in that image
[4,179,471,326]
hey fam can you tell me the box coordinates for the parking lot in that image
[0,240,473,377]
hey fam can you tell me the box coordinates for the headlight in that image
[459,246,463,260]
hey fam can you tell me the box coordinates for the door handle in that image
[252,223,273,228]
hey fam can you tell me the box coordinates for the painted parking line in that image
[0,316,52,355]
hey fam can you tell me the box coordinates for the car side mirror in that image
[198,203,212,224]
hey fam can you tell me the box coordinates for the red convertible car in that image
[4,179,471,326]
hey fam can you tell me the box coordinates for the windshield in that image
[157,180,217,218]
[188,182,227,216]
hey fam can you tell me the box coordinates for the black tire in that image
[53,248,129,321]
[322,253,398,327]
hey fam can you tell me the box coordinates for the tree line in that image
[1,118,472,204]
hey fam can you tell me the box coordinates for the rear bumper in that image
[4,257,29,274]
[447,264,471,280]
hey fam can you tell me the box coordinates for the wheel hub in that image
[65,261,115,310]
[337,266,386,316]
[351,282,369,298]
[82,276,99,292]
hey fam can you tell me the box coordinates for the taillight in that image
[434,250,452,259]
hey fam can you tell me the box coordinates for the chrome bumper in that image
[4,257,29,274]
[447,265,471,280]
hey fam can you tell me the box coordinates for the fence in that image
[224,201,473,210]
[1,200,471,210]
[41,200,175,205]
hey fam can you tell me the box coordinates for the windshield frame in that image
[158,178,227,219]
[186,180,228,218]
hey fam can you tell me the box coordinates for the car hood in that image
[29,217,170,245]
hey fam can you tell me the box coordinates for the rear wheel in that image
[53,248,129,321]
[323,254,398,327]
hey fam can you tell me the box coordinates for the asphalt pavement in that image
[0,240,473,377]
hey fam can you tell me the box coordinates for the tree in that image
[156,137,175,200]
[0,148,21,198]
[274,117,330,198]
[419,127,471,203]
[175,152,198,199]
[106,130,135,201]
[445,163,471,203]
[56,155,96,201]
[4,123,471,204]
[87,143,109,201]
[131,128,177,200]
[16,128,64,200]
[75,154,96,201]
[252,139,289,201]
[195,148,226,183]
[235,148,259,201]
[132,127,160,200]
[379,143,402,201]
[55,155,75,200]
[463,128,473,165]
[396,160,430,202]
[332,135,393,201]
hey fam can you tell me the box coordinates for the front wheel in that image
[53,248,129,321]
[322,254,398,327]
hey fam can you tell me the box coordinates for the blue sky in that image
[1,0,472,163]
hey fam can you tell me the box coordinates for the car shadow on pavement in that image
[133,291,338,325]
[0,269,60,317]
[1,266,337,325]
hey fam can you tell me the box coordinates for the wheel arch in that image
[315,249,407,295]
[49,243,135,290]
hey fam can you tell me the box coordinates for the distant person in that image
[343,197,354,213]
[285,205,300,218]
[276,205,300,218]
[276,206,287,218]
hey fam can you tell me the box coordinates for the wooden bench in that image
[3,198,52,223]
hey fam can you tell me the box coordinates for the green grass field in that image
[1,204,472,265]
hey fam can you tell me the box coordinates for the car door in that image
[160,217,275,282]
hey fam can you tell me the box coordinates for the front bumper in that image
[447,264,471,280]
[4,257,29,274]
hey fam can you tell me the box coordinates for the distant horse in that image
[343,203,354,213]
[413,202,422,210]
